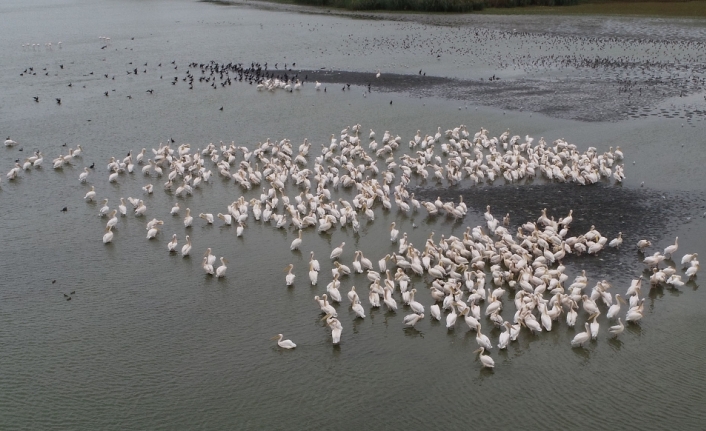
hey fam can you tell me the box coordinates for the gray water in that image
[1,1,705,430]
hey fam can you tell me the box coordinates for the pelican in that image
[285,264,295,286]
[84,186,96,201]
[290,229,303,251]
[170,202,180,215]
[498,322,511,349]
[322,313,342,344]
[609,318,624,337]
[474,347,494,369]
[205,248,216,266]
[102,226,113,244]
[199,213,214,224]
[98,199,109,217]
[118,198,127,216]
[606,294,626,319]
[216,257,228,278]
[390,222,399,242]
[79,167,90,183]
[476,324,493,350]
[202,256,214,275]
[609,232,623,248]
[330,242,345,260]
[309,251,320,272]
[571,323,591,348]
[272,334,296,349]
[167,234,178,252]
[183,208,193,227]
[430,304,441,321]
[589,313,600,340]
[146,225,159,239]
[181,235,192,256]
[134,200,147,216]
[663,237,678,258]
[403,313,424,328]
[446,304,457,329]
[636,239,651,251]
[352,299,366,319]
[106,210,118,229]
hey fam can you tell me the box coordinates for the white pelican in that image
[118,198,127,216]
[285,264,295,286]
[609,318,624,337]
[430,304,441,321]
[79,167,90,183]
[408,289,424,314]
[636,239,651,251]
[609,232,623,248]
[309,251,320,272]
[146,225,159,239]
[352,300,366,319]
[330,242,345,260]
[446,304,457,329]
[181,235,192,256]
[347,286,359,303]
[322,313,342,344]
[606,294,626,319]
[202,256,214,275]
[498,322,511,349]
[199,213,214,224]
[474,347,494,369]
[571,323,591,348]
[216,257,228,278]
[102,226,113,244]
[390,222,399,242]
[476,324,492,350]
[98,199,109,217]
[272,334,296,349]
[134,200,147,216]
[183,208,193,227]
[290,230,303,251]
[403,313,424,328]
[167,234,178,252]
[84,186,96,201]
[170,202,180,215]
[663,237,678,258]
[589,313,600,340]
[681,253,697,266]
[106,210,118,229]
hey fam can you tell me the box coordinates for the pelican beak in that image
[320,313,332,321]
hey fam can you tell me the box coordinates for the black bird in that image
[62,143,67,147]
[146,89,154,94]
[104,91,109,96]
[68,83,72,87]
[390,100,393,105]
[127,95,132,99]
[61,207,67,212]
[33,96,39,102]
[60,64,63,69]
[219,106,223,111]
[70,291,75,295]
[56,98,61,104]
[89,162,95,169]
[52,280,56,284]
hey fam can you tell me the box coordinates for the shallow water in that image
[1,1,705,430]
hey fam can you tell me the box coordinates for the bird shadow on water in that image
[625,323,642,337]
[608,337,624,352]
[403,327,424,338]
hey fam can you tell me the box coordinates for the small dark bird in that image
[219,106,223,111]
[56,98,61,104]
[70,291,75,295]
[52,280,56,284]
[68,83,72,87]
[60,64,63,69]
[146,89,154,94]
[104,91,109,96]
[33,96,39,102]
[61,207,67,212]
[66,297,71,301]
[89,162,95,169]
[62,143,67,147]
[390,100,393,105]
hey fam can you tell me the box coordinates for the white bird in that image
[322,313,342,344]
[609,318,624,337]
[285,264,295,286]
[430,304,441,321]
[290,229,303,251]
[170,202,180,215]
[403,313,424,328]
[216,257,228,278]
[474,347,494,369]
[199,213,214,224]
[98,199,109,217]
[352,300,366,319]
[663,237,678,258]
[102,226,113,244]
[571,323,591,348]
[609,232,623,248]
[202,256,214,275]
[390,222,399,242]
[79,167,90,183]
[167,234,178,252]
[330,242,345,260]
[476,324,492,350]
[272,334,296,349]
[181,235,192,256]
[84,186,96,201]
[183,208,193,227]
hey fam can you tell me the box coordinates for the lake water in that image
[1,1,705,429]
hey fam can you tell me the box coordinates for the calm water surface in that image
[1,1,705,430]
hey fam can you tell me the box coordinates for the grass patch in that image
[478,0,706,17]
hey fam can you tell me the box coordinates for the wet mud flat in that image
[295,68,690,122]
[414,182,706,283]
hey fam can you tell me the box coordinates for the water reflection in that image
[608,337,624,352]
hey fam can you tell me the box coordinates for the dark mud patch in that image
[294,69,700,123]
[415,182,706,285]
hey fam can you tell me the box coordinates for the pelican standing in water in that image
[474,347,494,369]
[181,235,192,256]
[272,334,296,349]
[322,313,342,345]
[285,264,295,286]
[167,234,178,252]
[216,257,228,278]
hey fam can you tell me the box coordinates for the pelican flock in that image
[3,123,699,369]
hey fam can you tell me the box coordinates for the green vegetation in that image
[479,0,706,16]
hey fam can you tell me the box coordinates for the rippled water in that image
[1,1,705,430]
